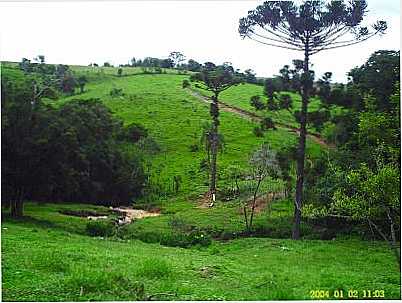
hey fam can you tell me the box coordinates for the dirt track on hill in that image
[186,88,332,148]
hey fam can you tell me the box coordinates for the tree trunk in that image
[292,45,310,240]
[10,189,24,218]
[249,178,262,231]
[209,93,220,203]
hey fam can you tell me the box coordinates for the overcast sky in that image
[0,0,400,83]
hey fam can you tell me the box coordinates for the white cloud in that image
[0,0,399,83]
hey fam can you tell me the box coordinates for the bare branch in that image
[247,35,304,52]
[252,31,304,48]
[310,31,380,54]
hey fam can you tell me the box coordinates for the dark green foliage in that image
[182,79,190,89]
[264,78,278,102]
[120,122,148,143]
[77,75,87,93]
[188,144,199,152]
[326,83,363,110]
[316,72,332,102]
[348,50,400,111]
[244,69,257,84]
[172,175,182,193]
[260,117,276,131]
[86,220,116,237]
[169,51,186,68]
[323,111,359,146]
[117,68,123,77]
[1,73,147,213]
[190,64,244,93]
[160,230,212,248]
[61,73,77,94]
[279,65,291,91]
[278,94,293,111]
[110,87,124,97]
[308,109,330,131]
[186,59,201,72]
[250,95,265,110]
[239,0,387,239]
[253,126,264,137]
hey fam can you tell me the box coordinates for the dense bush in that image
[160,230,211,248]
[86,220,116,237]
[182,79,190,88]
[110,87,124,98]
[119,122,148,143]
[253,126,264,137]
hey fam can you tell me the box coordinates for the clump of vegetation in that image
[160,230,211,248]
[136,258,172,279]
[182,79,190,89]
[188,144,199,152]
[2,75,147,216]
[137,137,161,154]
[119,122,148,143]
[86,220,116,237]
[253,126,264,137]
[110,87,124,98]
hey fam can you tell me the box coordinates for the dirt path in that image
[112,207,160,224]
[187,88,332,148]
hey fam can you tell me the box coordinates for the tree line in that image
[1,67,150,217]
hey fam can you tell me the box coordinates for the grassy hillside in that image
[2,64,399,301]
[56,67,322,196]
[194,82,348,133]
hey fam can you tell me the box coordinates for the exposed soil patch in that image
[112,207,160,224]
[197,192,213,208]
[246,190,287,214]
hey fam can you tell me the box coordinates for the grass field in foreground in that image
[2,204,400,301]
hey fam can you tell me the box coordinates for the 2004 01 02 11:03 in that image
[309,289,385,299]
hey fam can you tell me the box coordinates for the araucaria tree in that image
[190,64,242,204]
[239,0,387,239]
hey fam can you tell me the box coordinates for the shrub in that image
[86,220,116,237]
[189,144,199,152]
[199,159,209,172]
[160,230,211,248]
[253,126,264,137]
[110,87,124,98]
[137,137,161,154]
[168,216,193,232]
[187,230,212,246]
[261,117,276,130]
[121,123,148,143]
[182,79,191,89]
[250,95,265,110]
[322,121,337,144]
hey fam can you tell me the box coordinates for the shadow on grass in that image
[2,212,56,229]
